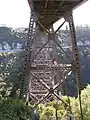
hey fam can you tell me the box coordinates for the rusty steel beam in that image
[31,65,72,71]
[68,12,83,120]
[20,12,36,98]
[55,20,66,33]
[44,0,49,14]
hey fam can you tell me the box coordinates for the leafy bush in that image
[38,99,70,120]
[38,85,90,120]
[0,98,34,120]
[72,85,90,120]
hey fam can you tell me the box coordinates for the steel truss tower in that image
[20,11,83,118]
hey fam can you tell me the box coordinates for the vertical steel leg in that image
[20,12,36,99]
[68,12,83,120]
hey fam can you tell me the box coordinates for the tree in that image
[0,51,25,98]
[72,85,90,120]
[0,98,34,120]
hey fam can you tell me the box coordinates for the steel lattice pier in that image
[20,12,82,108]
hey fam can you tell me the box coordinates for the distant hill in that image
[0,27,27,51]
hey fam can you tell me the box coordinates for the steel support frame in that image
[21,11,82,117]
[24,12,71,104]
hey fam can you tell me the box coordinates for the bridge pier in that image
[20,9,83,119]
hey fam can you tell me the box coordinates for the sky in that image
[0,0,90,28]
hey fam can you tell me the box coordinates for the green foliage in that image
[0,51,25,98]
[0,98,34,120]
[38,85,90,120]
[72,85,90,120]
[38,99,70,120]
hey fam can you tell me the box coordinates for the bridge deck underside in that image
[31,0,86,28]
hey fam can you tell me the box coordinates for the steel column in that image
[68,12,83,120]
[20,12,36,99]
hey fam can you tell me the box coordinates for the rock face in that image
[0,27,26,52]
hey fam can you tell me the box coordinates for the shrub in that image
[0,98,34,120]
